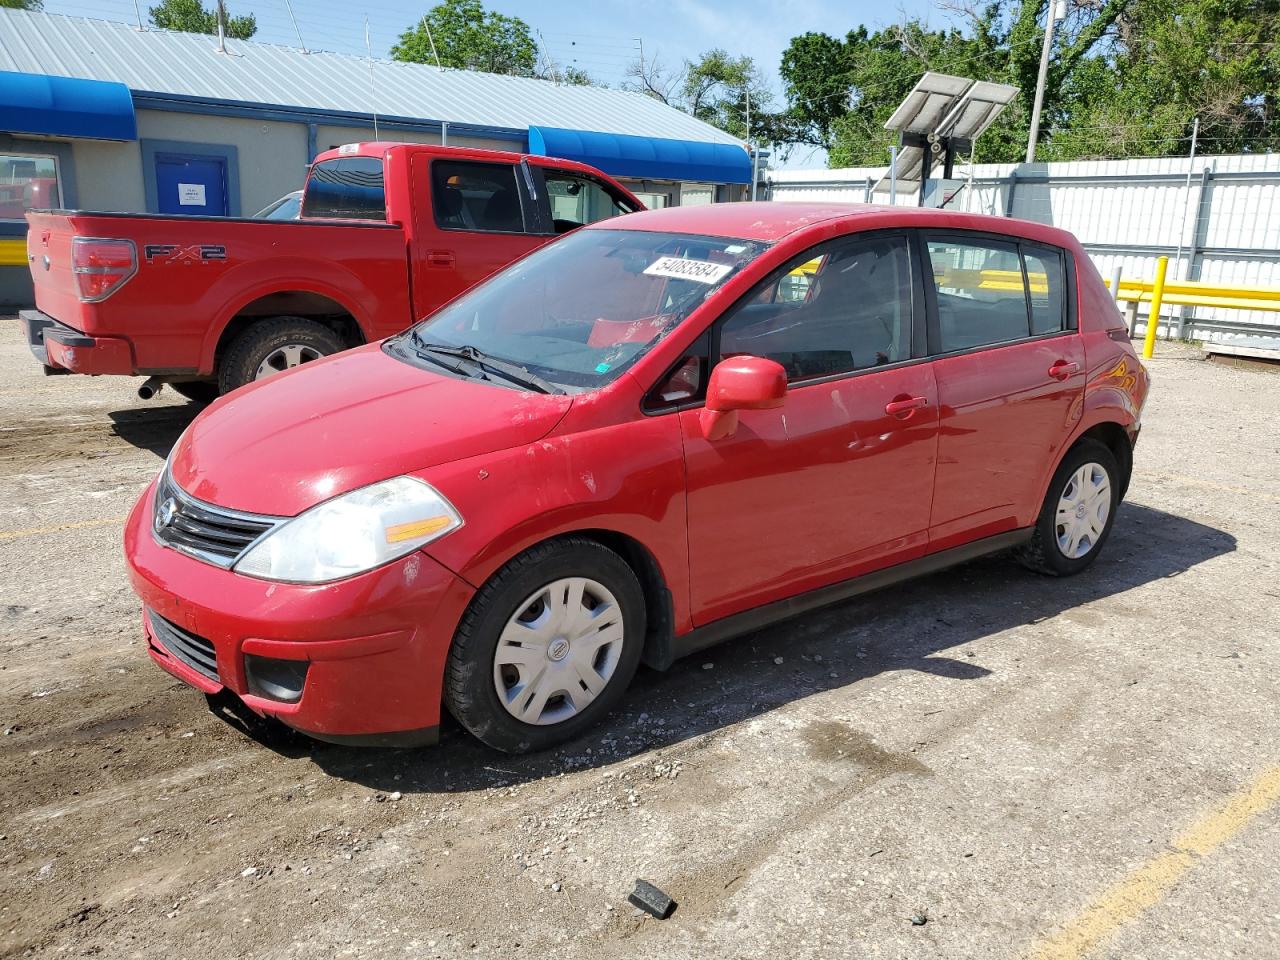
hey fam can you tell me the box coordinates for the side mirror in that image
[699,355,787,440]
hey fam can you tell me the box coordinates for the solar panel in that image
[873,72,1019,199]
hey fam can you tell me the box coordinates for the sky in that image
[40,0,945,168]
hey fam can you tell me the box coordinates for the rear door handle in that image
[1048,360,1080,380]
[426,250,455,267]
[885,396,928,417]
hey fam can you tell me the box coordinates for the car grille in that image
[148,608,220,683]
[153,468,280,568]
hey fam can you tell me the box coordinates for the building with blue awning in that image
[0,8,755,306]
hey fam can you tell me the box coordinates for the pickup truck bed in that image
[23,141,641,398]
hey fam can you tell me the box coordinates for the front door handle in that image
[885,395,928,418]
[1048,359,1080,380]
[425,250,455,267]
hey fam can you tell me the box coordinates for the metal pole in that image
[283,0,309,53]
[364,17,379,140]
[215,0,227,53]
[131,0,145,30]
[1025,0,1059,163]
[889,145,898,206]
[1110,264,1124,304]
[441,121,449,146]
[422,17,443,69]
[746,87,757,201]
[1171,118,1200,284]
[1142,256,1170,359]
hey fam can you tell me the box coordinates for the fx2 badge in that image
[144,243,227,264]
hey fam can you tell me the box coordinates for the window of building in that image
[0,154,61,221]
[301,157,386,220]
[431,160,526,233]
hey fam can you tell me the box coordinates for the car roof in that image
[597,201,1079,249]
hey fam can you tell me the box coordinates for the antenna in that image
[364,16,379,139]
[420,16,442,70]
[537,30,559,84]
[283,0,309,54]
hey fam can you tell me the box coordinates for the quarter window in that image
[718,235,913,382]
[1024,245,1067,334]
[432,160,526,233]
[0,153,61,221]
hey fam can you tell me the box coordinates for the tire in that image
[170,381,220,404]
[217,317,346,395]
[1016,439,1120,576]
[444,538,646,753]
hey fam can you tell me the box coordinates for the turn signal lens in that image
[72,237,137,302]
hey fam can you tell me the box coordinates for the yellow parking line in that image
[0,516,127,542]
[1030,764,1280,960]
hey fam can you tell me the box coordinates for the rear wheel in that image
[1017,439,1120,576]
[217,317,346,395]
[444,538,645,753]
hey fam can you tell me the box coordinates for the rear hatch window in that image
[302,157,386,221]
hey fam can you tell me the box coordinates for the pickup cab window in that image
[542,169,638,234]
[432,160,527,234]
[301,157,386,221]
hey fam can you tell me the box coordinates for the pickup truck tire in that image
[218,317,346,395]
[444,538,646,753]
[170,381,220,404]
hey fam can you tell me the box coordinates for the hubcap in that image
[492,576,624,726]
[1055,462,1112,559]
[255,343,322,380]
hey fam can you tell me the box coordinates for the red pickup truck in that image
[21,142,641,400]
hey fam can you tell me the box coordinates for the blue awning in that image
[0,71,137,141]
[528,126,751,185]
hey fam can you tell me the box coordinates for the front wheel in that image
[1017,438,1120,576]
[444,538,646,753]
[217,317,346,395]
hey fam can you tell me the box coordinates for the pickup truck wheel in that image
[444,538,645,754]
[1016,439,1119,577]
[170,381,220,404]
[218,317,345,394]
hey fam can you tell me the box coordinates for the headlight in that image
[234,476,462,583]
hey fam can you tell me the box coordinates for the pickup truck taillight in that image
[72,237,137,302]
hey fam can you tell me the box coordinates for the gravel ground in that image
[1,322,1277,960]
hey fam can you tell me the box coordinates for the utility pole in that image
[746,85,757,201]
[1025,0,1060,163]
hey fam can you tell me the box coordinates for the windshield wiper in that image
[412,339,565,395]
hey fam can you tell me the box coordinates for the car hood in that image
[169,343,573,516]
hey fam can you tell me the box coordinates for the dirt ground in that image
[1,322,1278,960]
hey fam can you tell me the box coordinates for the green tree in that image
[626,49,780,143]
[149,0,256,39]
[392,0,538,75]
[1,0,45,9]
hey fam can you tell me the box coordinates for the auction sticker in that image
[643,256,733,284]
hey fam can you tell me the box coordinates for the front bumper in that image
[124,481,475,745]
[20,308,134,375]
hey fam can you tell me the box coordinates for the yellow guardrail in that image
[1104,255,1280,358]
[0,238,27,268]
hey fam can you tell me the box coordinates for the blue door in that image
[154,153,229,216]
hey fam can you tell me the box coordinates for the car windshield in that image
[390,228,769,391]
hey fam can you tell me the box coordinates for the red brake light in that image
[72,237,137,302]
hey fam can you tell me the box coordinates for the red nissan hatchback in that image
[124,203,1149,752]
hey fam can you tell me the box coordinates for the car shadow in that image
[107,404,202,458]
[244,501,1235,791]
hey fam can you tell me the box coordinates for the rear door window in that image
[1024,245,1068,334]
[431,160,528,233]
[301,157,386,220]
